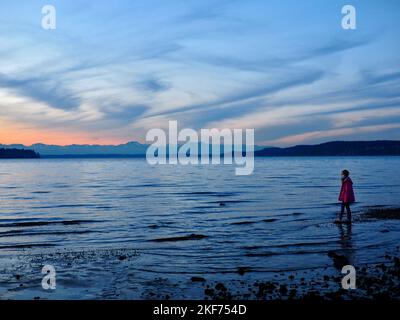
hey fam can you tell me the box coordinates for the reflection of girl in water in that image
[329,223,354,269]
[337,169,355,223]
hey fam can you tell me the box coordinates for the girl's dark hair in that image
[342,169,350,177]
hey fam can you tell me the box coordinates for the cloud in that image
[264,123,400,146]
[308,37,370,59]
[362,70,400,85]
[146,69,325,119]
[0,73,81,110]
[100,104,149,126]
[330,107,400,128]
[136,77,171,93]
[189,37,372,73]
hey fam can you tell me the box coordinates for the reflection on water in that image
[337,223,354,267]
[0,157,399,276]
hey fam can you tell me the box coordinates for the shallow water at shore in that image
[0,157,399,299]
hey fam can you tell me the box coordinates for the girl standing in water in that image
[337,169,355,223]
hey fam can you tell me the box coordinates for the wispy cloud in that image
[0,0,399,145]
[265,123,400,146]
[0,73,81,110]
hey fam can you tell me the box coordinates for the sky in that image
[0,0,399,146]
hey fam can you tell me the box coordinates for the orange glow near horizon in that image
[0,124,131,146]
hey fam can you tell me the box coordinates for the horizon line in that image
[2,139,400,149]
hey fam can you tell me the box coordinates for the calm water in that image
[0,157,400,298]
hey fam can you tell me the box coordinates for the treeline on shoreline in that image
[255,140,400,156]
[0,148,40,159]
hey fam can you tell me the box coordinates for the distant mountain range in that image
[254,140,400,156]
[1,140,399,158]
[0,142,264,157]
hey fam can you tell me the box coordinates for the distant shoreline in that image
[254,140,400,157]
[0,148,40,159]
[1,140,400,158]
[41,154,400,159]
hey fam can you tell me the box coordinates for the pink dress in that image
[338,177,355,203]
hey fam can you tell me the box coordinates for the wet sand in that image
[0,247,399,300]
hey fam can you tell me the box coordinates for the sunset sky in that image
[1,0,399,146]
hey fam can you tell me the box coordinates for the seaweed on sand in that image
[360,208,400,221]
